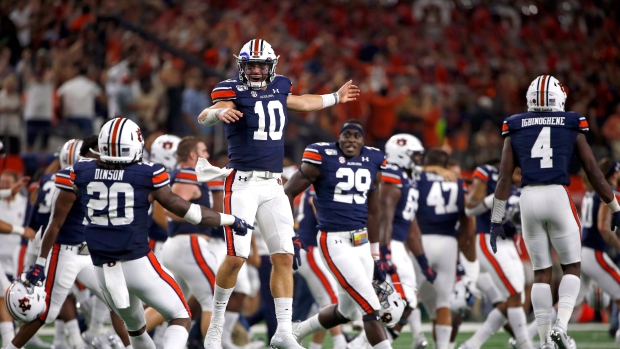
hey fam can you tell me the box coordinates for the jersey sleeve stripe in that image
[381,159,387,169]
[176,172,198,182]
[153,172,170,187]
[211,90,237,101]
[381,175,402,185]
[153,167,165,176]
[473,169,488,181]
[55,177,73,190]
[207,180,224,191]
[303,151,322,161]
[579,120,589,128]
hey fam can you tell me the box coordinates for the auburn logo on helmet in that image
[381,313,393,324]
[396,138,407,146]
[18,297,31,312]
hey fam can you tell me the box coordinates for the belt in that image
[235,170,281,180]
[322,229,369,246]
[59,242,89,255]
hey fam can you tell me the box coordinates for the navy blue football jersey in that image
[296,186,318,247]
[54,168,87,245]
[381,164,417,242]
[581,189,619,251]
[472,165,497,236]
[147,203,168,242]
[71,158,170,265]
[211,76,293,173]
[302,143,386,232]
[30,173,57,233]
[415,172,466,237]
[502,111,588,186]
[167,167,212,237]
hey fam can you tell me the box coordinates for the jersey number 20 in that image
[531,127,553,168]
[87,182,134,225]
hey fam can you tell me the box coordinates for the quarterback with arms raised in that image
[492,75,620,349]
[198,39,359,349]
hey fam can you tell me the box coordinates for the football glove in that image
[373,260,390,284]
[380,244,397,275]
[415,254,436,284]
[231,217,254,236]
[611,211,620,232]
[490,222,506,253]
[26,264,45,285]
[292,235,308,271]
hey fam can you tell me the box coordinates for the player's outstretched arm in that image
[465,178,491,217]
[39,189,76,264]
[283,163,320,212]
[152,185,223,227]
[0,176,30,199]
[378,183,400,246]
[286,80,360,112]
[0,220,35,238]
[577,134,615,204]
[197,100,242,125]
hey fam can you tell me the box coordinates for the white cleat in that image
[204,325,224,349]
[413,337,429,349]
[550,327,572,349]
[508,337,518,349]
[270,332,305,349]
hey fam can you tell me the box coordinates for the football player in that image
[578,159,620,344]
[459,161,530,349]
[8,137,131,349]
[160,136,219,338]
[284,120,392,349]
[197,38,359,349]
[491,75,620,349]
[294,186,347,349]
[413,148,474,349]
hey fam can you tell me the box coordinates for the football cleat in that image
[550,327,572,349]
[413,337,429,349]
[269,332,304,349]
[204,325,224,349]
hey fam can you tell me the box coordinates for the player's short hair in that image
[81,135,99,156]
[177,137,203,162]
[0,169,19,183]
[424,148,449,168]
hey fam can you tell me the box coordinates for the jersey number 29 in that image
[334,168,371,204]
[87,182,134,225]
[531,127,553,168]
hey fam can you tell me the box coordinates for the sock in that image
[129,332,156,349]
[409,308,424,340]
[153,323,168,348]
[164,324,189,349]
[435,324,452,349]
[0,321,14,345]
[53,320,66,345]
[223,311,239,343]
[275,297,293,333]
[448,343,456,349]
[333,333,347,348]
[531,283,553,344]
[65,319,86,348]
[211,285,234,326]
[294,314,326,340]
[89,297,108,335]
[309,342,322,349]
[556,274,580,332]
[466,307,507,348]
[508,307,530,349]
[372,339,391,349]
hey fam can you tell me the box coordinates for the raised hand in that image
[490,222,506,253]
[337,80,361,104]
[231,217,254,236]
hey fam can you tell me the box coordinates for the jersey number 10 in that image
[531,127,553,169]
[253,100,285,141]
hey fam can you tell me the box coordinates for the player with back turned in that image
[491,75,620,349]
[197,39,360,349]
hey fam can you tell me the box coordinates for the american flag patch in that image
[549,98,555,106]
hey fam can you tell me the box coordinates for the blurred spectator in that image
[0,74,21,154]
[57,63,105,138]
[182,70,213,136]
[366,85,409,147]
[135,75,165,135]
[22,50,55,152]
[0,170,27,275]
[602,103,620,161]
[116,68,140,123]
[105,45,139,119]
[0,6,22,66]
[9,1,31,48]
[470,119,503,166]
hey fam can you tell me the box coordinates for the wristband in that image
[491,197,506,223]
[370,242,380,260]
[606,197,620,213]
[379,244,391,259]
[0,188,11,199]
[219,213,236,226]
[10,225,24,236]
[36,256,47,266]
[416,254,430,270]
[320,93,339,109]
[183,204,202,225]
[483,194,494,209]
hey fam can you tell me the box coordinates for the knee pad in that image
[362,312,380,322]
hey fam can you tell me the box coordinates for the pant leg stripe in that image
[223,170,237,256]
[190,236,216,291]
[147,252,191,316]
[479,234,517,295]
[306,245,338,305]
[39,244,61,322]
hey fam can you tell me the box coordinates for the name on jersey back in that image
[94,169,125,181]
[521,117,565,127]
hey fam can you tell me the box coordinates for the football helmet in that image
[450,277,475,314]
[150,134,181,171]
[234,39,279,90]
[5,278,47,323]
[385,134,424,170]
[0,140,4,158]
[58,139,84,169]
[373,281,407,328]
[98,118,144,164]
[526,75,567,112]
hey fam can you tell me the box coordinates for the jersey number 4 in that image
[253,100,285,141]
[87,182,134,225]
[531,127,553,168]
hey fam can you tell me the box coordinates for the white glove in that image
[195,157,233,183]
